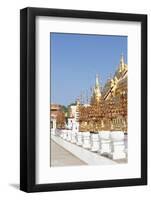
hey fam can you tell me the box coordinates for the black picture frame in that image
[20,7,147,192]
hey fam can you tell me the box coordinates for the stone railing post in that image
[82,132,91,149]
[98,131,111,156]
[71,130,77,143]
[109,131,126,160]
[62,129,67,140]
[55,129,59,136]
[76,132,83,146]
[90,133,99,152]
[66,130,72,142]
[51,128,55,136]
[60,129,64,138]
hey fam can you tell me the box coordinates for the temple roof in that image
[102,55,127,100]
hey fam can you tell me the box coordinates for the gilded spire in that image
[93,74,101,102]
[119,53,126,72]
[120,53,124,66]
[95,74,100,88]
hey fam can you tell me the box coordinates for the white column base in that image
[60,130,64,138]
[125,148,128,158]
[109,131,126,160]
[98,131,111,155]
[66,131,72,142]
[54,129,59,137]
[91,133,100,152]
[99,140,111,155]
[51,129,55,135]
[109,152,126,160]
[76,132,83,146]
[82,132,91,149]
[62,130,67,140]
[71,131,77,143]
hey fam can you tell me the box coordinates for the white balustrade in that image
[82,132,91,149]
[109,131,126,160]
[76,132,83,146]
[98,131,111,155]
[91,133,100,152]
[52,128,127,163]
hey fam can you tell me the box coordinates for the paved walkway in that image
[51,135,117,166]
[50,140,87,167]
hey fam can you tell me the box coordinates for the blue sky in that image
[50,33,127,106]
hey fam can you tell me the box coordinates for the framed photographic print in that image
[20,7,147,192]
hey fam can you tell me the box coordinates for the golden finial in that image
[120,53,124,66]
[95,74,100,87]
[94,74,101,102]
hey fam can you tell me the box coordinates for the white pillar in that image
[66,130,72,142]
[124,133,128,158]
[98,131,111,156]
[76,132,83,146]
[53,119,56,129]
[82,132,91,149]
[71,131,77,143]
[56,129,60,137]
[62,130,68,140]
[51,119,57,136]
[91,133,100,152]
[55,129,59,136]
[51,128,55,135]
[60,130,64,138]
[109,131,126,160]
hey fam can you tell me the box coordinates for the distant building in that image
[67,117,75,129]
[50,104,65,129]
[69,104,79,122]
[67,101,81,131]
